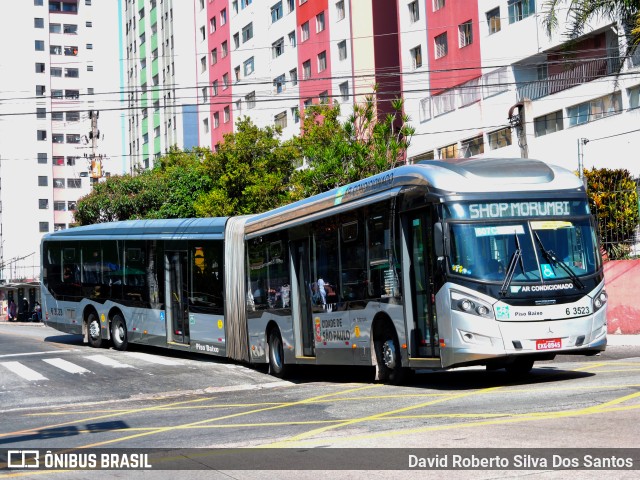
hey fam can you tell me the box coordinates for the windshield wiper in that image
[533,231,584,290]
[500,232,524,297]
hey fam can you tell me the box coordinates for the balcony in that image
[517,56,621,102]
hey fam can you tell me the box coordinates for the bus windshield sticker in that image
[541,264,556,279]
[530,220,573,230]
[474,225,525,237]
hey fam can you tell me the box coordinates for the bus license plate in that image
[536,338,561,350]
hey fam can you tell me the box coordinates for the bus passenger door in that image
[407,210,439,358]
[166,251,189,345]
[291,239,315,357]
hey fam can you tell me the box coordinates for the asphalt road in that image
[1,323,639,480]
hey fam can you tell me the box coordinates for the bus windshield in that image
[448,218,600,283]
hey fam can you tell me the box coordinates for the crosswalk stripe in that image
[43,358,91,374]
[122,352,182,366]
[0,361,48,381]
[84,354,134,369]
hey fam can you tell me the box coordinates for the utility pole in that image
[508,102,528,159]
[87,110,103,185]
[577,137,589,181]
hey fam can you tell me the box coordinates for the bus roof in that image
[42,217,228,241]
[245,157,584,235]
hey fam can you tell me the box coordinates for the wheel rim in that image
[382,339,396,369]
[114,322,125,343]
[89,320,100,340]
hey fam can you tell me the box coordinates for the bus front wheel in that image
[505,358,534,375]
[268,329,289,378]
[111,314,128,351]
[87,313,103,348]
[375,328,408,385]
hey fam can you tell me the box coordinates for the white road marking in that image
[0,362,48,381]
[0,349,80,359]
[43,358,91,374]
[122,351,183,366]
[84,354,135,369]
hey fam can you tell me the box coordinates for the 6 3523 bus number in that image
[566,306,590,316]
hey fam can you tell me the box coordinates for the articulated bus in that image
[41,158,607,382]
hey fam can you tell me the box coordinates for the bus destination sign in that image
[468,201,571,219]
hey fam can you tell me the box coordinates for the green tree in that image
[584,167,639,259]
[292,93,414,198]
[193,117,299,216]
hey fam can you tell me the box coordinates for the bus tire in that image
[375,328,408,385]
[268,329,289,378]
[110,314,128,351]
[87,312,103,348]
[505,358,534,375]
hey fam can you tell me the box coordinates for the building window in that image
[275,111,287,128]
[411,45,422,69]
[288,31,296,47]
[34,17,44,28]
[460,135,484,157]
[202,86,209,103]
[409,1,419,23]
[200,26,206,42]
[488,127,512,149]
[53,156,65,165]
[234,65,241,81]
[246,91,256,109]
[214,112,220,128]
[68,201,77,211]
[274,74,286,93]
[433,0,445,12]
[212,80,219,96]
[419,97,431,122]
[534,110,564,137]
[439,143,458,159]
[37,108,47,119]
[64,46,78,56]
[86,21,92,27]
[221,41,228,57]
[210,16,216,33]
[233,33,239,49]
[567,92,622,126]
[483,68,509,98]
[273,37,285,58]
[35,40,45,51]
[292,107,300,123]
[50,45,62,55]
[316,12,325,32]
[432,92,455,116]
[53,178,65,188]
[211,48,218,65]
[458,21,472,48]
[53,201,66,211]
[508,0,535,24]
[63,24,78,34]
[37,130,47,141]
[65,68,79,77]
[317,51,327,72]
[290,68,298,85]
[629,84,640,109]
[203,117,209,133]
[38,176,48,186]
[38,153,48,164]
[36,62,46,73]
[301,21,309,42]
[241,0,252,8]
[201,56,207,72]
[39,199,49,209]
[67,179,82,188]
[242,22,253,43]
[319,90,329,103]
[271,1,283,23]
[224,106,230,123]
[39,222,50,233]
[338,40,347,60]
[66,134,81,144]
[220,8,227,25]
[222,73,229,89]
[336,0,345,20]
[486,8,501,34]
[459,77,481,107]
[339,81,349,101]
[434,32,447,59]
[66,111,80,122]
[302,59,311,79]
[244,57,254,76]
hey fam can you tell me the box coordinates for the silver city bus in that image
[41,158,607,382]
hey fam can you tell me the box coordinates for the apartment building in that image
[403,0,640,176]
[122,0,199,170]
[0,0,121,283]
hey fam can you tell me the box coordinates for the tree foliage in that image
[584,167,639,259]
[292,94,414,198]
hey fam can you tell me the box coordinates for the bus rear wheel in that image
[87,313,103,348]
[268,329,289,378]
[111,314,128,351]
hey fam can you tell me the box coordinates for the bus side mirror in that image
[434,222,444,258]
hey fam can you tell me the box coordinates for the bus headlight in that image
[593,289,607,312]
[451,290,494,319]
